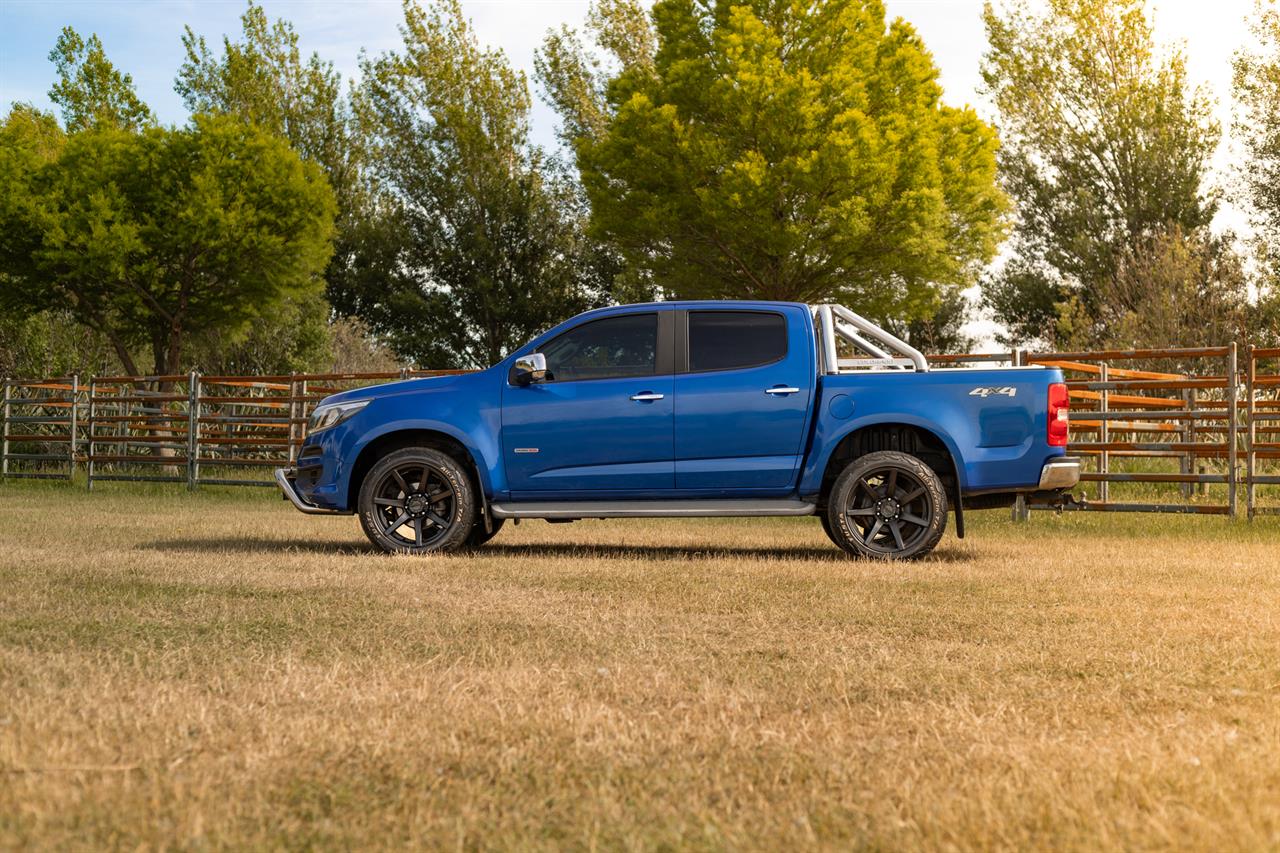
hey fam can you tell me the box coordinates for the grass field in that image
[2,482,1280,850]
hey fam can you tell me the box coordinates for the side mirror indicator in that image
[511,352,547,386]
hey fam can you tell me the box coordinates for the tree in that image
[176,3,361,215]
[48,27,153,131]
[348,0,598,369]
[537,0,1007,325]
[0,112,335,377]
[981,0,1220,346]
[176,2,366,364]
[1097,227,1251,352]
[1234,0,1280,327]
[883,287,978,355]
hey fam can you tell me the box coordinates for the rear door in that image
[502,310,675,494]
[673,308,814,491]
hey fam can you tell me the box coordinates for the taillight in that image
[1047,382,1069,447]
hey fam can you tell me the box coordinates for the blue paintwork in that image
[292,300,1065,513]
[673,304,814,491]
[502,372,675,491]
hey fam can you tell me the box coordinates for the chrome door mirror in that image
[511,352,547,386]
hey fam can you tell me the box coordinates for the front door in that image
[502,311,675,494]
[674,308,814,490]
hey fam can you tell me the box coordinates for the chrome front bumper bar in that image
[1038,457,1082,490]
[274,467,345,515]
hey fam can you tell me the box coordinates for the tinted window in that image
[688,311,787,372]
[538,313,657,382]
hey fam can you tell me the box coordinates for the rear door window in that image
[687,311,787,372]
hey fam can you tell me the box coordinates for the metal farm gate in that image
[1,370,464,490]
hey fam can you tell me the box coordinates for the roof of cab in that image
[570,299,811,320]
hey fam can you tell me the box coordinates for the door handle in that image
[630,392,665,401]
[764,386,800,395]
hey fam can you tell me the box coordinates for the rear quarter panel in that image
[798,366,1066,497]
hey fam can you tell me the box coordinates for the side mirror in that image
[510,352,548,386]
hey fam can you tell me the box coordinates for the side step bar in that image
[489,499,816,520]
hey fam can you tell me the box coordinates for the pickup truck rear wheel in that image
[825,450,947,560]
[358,448,475,554]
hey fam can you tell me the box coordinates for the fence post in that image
[1227,343,1239,520]
[1246,344,1256,522]
[68,374,78,482]
[87,378,96,491]
[1,380,8,482]
[299,378,308,446]
[288,373,299,465]
[1180,388,1192,500]
[187,371,200,491]
[1099,363,1109,505]
[1012,348,1030,522]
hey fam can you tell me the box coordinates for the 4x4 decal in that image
[969,386,1018,398]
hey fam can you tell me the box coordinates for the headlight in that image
[308,399,371,433]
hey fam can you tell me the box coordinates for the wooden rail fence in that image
[3,349,1278,519]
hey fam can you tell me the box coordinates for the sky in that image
[0,0,1266,345]
[0,1,1259,154]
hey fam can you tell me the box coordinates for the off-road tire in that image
[824,450,947,560]
[358,447,475,554]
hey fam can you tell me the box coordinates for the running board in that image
[489,499,816,520]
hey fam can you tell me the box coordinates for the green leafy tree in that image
[176,3,360,213]
[348,0,597,368]
[176,2,368,367]
[883,287,978,355]
[1098,227,1251,353]
[1234,0,1280,331]
[48,27,153,131]
[0,113,335,377]
[981,0,1220,346]
[538,0,1006,324]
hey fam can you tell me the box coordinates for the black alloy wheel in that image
[358,447,475,554]
[823,450,947,560]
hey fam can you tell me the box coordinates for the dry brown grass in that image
[2,482,1279,851]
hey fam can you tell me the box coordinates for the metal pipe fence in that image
[3,352,1278,520]
[930,343,1277,520]
[1,369,465,490]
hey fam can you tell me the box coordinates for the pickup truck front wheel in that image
[358,448,476,554]
[825,451,947,560]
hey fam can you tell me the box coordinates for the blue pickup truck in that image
[276,301,1079,560]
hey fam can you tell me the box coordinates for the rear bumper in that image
[1038,457,1081,490]
[275,467,347,515]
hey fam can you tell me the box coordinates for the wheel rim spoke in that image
[889,520,905,549]
[842,464,936,554]
[374,461,462,548]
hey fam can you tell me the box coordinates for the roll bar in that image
[810,304,930,374]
